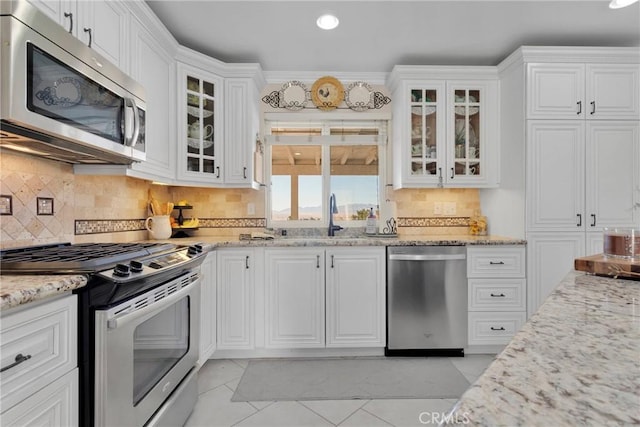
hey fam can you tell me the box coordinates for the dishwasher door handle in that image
[388,254,466,261]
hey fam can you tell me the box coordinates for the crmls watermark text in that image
[418,411,470,425]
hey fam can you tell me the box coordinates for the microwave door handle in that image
[123,98,140,147]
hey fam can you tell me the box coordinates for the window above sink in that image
[264,120,388,230]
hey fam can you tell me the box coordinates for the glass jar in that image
[603,228,640,259]
[469,211,487,236]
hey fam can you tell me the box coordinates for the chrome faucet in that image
[328,193,343,236]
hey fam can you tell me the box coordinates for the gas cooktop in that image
[0,242,176,274]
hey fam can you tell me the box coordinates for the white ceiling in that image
[145,0,640,74]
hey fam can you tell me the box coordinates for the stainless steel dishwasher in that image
[386,246,467,357]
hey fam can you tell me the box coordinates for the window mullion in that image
[322,144,331,226]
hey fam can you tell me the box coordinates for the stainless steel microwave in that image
[0,1,146,164]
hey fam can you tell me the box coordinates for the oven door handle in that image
[106,280,196,330]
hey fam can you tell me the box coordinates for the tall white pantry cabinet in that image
[495,47,640,316]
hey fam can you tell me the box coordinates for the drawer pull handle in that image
[490,327,506,331]
[490,293,506,297]
[489,261,505,265]
[1,353,32,373]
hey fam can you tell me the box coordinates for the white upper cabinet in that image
[27,0,130,72]
[224,76,263,187]
[176,62,224,185]
[586,121,639,229]
[527,63,640,120]
[76,1,129,71]
[175,48,264,188]
[526,120,639,232]
[128,13,176,181]
[387,67,499,189]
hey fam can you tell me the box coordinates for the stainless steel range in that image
[0,242,206,427]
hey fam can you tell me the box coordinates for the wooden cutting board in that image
[575,254,640,281]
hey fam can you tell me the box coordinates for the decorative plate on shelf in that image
[344,81,374,111]
[187,137,214,149]
[454,106,479,116]
[279,81,309,111]
[187,106,213,118]
[411,106,436,116]
[311,76,344,111]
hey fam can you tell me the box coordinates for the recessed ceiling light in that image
[609,0,639,8]
[294,152,302,156]
[317,14,339,30]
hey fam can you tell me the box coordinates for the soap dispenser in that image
[366,207,377,235]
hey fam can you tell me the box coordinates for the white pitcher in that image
[145,215,172,239]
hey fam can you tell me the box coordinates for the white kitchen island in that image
[444,270,640,426]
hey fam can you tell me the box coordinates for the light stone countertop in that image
[163,234,527,248]
[444,271,640,427]
[0,234,525,310]
[0,274,88,311]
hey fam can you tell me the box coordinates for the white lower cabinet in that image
[467,246,526,348]
[260,246,386,351]
[0,369,78,427]
[526,232,585,315]
[0,295,78,425]
[264,248,325,348]
[325,248,386,348]
[216,248,258,350]
[467,312,526,346]
[198,251,216,364]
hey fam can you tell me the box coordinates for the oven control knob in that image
[194,244,203,253]
[113,263,130,277]
[129,260,143,273]
[187,246,199,256]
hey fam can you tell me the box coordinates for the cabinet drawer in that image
[1,295,77,410]
[467,246,526,278]
[468,312,526,346]
[0,368,78,426]
[468,279,526,311]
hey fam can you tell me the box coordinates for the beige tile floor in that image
[184,355,495,427]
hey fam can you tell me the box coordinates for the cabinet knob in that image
[590,214,596,227]
[576,101,582,115]
[576,213,582,227]
[590,101,596,115]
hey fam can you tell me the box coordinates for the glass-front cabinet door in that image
[390,69,498,189]
[449,87,482,182]
[177,63,223,183]
[406,82,446,186]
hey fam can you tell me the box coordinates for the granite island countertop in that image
[0,274,88,311]
[444,271,640,427]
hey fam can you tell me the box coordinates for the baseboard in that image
[209,347,385,360]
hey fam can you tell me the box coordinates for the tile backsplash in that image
[1,151,483,248]
[1,151,75,247]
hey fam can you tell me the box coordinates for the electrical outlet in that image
[444,202,457,215]
[434,202,443,215]
[247,202,255,215]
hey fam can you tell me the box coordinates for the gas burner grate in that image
[0,242,176,274]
